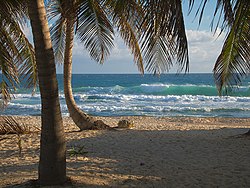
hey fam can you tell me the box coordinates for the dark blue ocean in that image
[2,74,250,117]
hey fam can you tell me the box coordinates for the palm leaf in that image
[0,26,19,105]
[213,1,250,95]
[140,0,189,74]
[50,17,67,64]
[109,0,144,73]
[188,0,235,33]
[0,116,31,135]
[10,21,38,93]
[0,0,37,104]
[76,0,114,63]
[47,0,67,64]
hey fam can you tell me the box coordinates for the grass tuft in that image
[68,145,88,158]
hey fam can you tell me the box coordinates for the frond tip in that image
[77,0,114,64]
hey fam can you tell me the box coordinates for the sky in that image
[24,1,227,74]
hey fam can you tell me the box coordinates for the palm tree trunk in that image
[64,17,110,130]
[28,0,66,185]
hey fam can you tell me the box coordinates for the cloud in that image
[60,35,135,74]
[186,30,225,72]
[72,35,133,60]
[56,30,226,74]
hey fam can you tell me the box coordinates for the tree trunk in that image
[28,0,66,185]
[63,17,110,130]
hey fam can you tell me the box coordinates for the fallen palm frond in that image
[0,116,31,135]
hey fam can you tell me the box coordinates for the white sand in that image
[0,116,250,187]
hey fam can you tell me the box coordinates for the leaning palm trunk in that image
[64,18,110,130]
[28,0,66,185]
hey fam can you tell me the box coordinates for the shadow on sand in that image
[1,128,250,187]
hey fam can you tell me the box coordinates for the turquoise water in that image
[2,74,250,117]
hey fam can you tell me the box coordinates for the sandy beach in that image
[0,116,250,187]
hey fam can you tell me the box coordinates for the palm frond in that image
[188,0,235,33]
[9,20,38,93]
[211,0,235,31]
[140,0,189,74]
[0,116,31,135]
[47,0,67,64]
[0,1,37,103]
[213,1,250,95]
[77,0,114,64]
[110,0,144,73]
[18,39,37,93]
[51,17,67,64]
[0,0,27,25]
[0,26,19,105]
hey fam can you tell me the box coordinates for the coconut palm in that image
[48,0,189,130]
[28,0,66,184]
[48,0,114,130]
[0,0,66,185]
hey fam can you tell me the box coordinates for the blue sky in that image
[24,1,226,74]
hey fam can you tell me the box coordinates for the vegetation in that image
[191,0,249,134]
[0,0,249,186]
[48,0,189,130]
[0,0,37,107]
[68,145,88,158]
[0,116,33,157]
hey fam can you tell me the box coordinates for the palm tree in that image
[28,0,66,185]
[1,0,66,185]
[48,0,189,130]
[48,0,113,130]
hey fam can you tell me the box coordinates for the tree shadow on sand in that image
[65,128,250,187]
[1,128,250,187]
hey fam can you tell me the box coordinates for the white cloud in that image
[72,36,132,60]
[186,30,225,73]
[56,30,226,74]
[61,35,135,74]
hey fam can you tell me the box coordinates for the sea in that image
[1,74,250,118]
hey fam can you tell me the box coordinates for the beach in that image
[0,116,250,187]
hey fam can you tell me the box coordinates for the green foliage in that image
[68,145,88,157]
[48,0,190,75]
[213,1,250,95]
[188,0,249,94]
[0,1,37,106]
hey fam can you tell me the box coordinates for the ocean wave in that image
[3,94,250,118]
[71,93,250,103]
[8,102,41,109]
[9,91,250,105]
[70,83,249,96]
